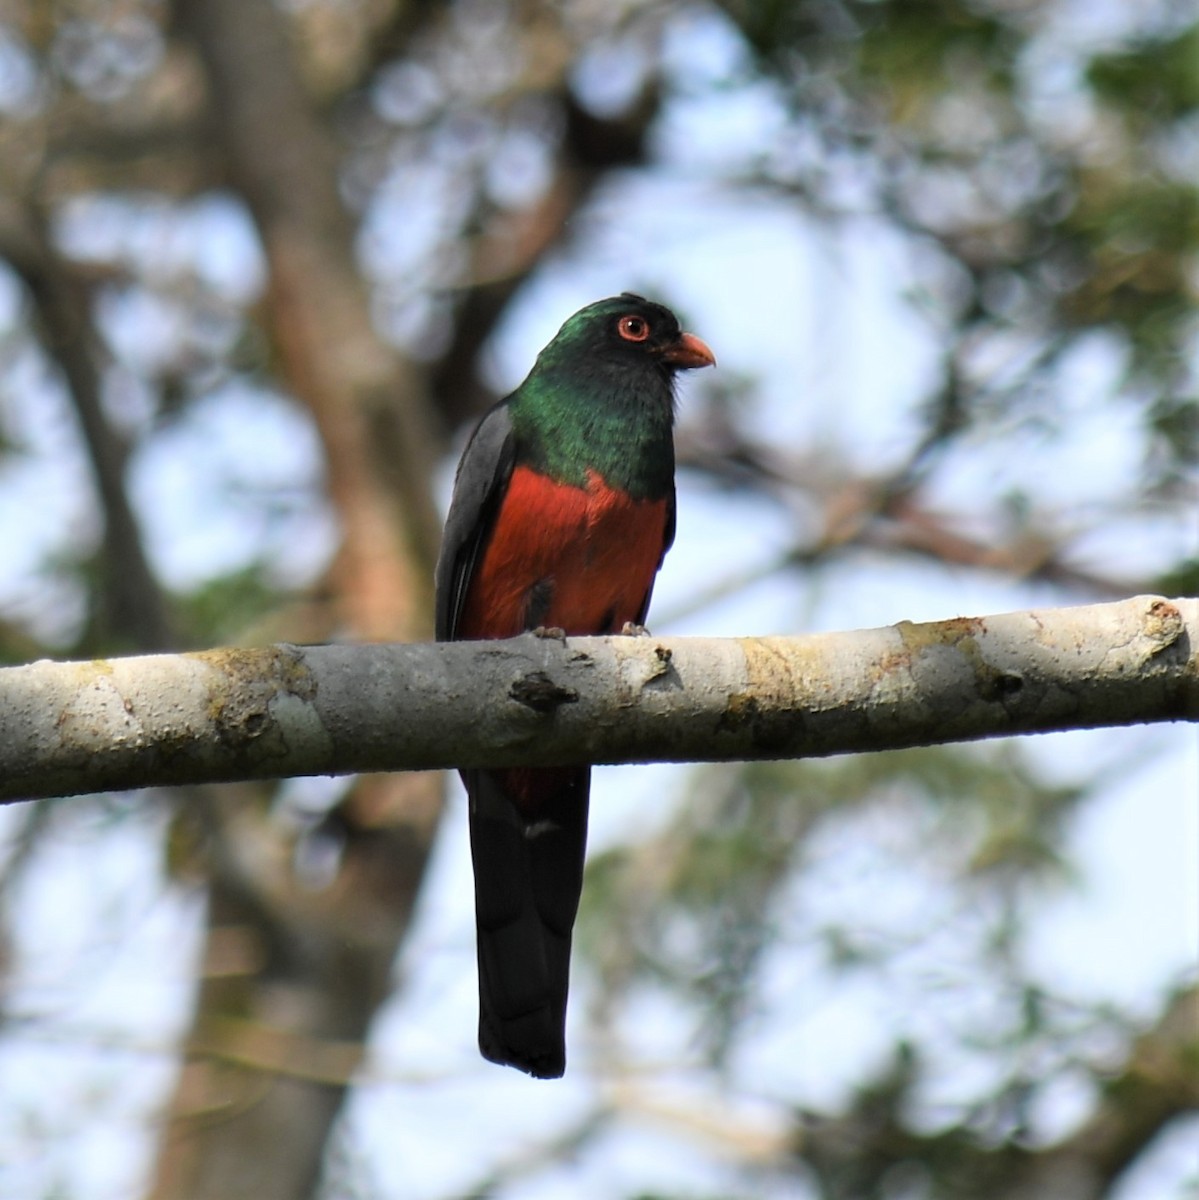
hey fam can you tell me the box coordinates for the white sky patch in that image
[127,383,337,590]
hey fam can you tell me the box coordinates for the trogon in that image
[434,293,715,1078]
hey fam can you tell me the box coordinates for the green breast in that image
[510,369,676,501]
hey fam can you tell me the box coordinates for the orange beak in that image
[660,331,716,370]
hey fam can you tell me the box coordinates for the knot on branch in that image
[1143,598,1184,653]
[980,669,1024,702]
[509,671,579,713]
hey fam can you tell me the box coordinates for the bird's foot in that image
[530,625,567,642]
[620,621,652,637]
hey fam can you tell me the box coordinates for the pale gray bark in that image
[1,595,1194,804]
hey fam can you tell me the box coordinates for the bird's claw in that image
[531,625,568,642]
[620,622,652,637]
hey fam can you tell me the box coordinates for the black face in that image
[604,293,684,360]
[563,293,713,374]
[540,293,714,378]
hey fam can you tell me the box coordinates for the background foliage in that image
[0,0,1194,1197]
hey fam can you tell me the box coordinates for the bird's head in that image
[537,293,716,378]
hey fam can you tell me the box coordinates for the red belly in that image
[458,465,669,640]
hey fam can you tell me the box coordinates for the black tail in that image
[465,766,590,1079]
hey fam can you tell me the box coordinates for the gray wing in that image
[434,403,517,642]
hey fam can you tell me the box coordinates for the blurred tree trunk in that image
[149,1,444,1195]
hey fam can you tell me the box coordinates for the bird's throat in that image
[511,372,676,501]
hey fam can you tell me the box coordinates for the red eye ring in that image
[617,314,650,342]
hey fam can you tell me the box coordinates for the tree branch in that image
[0,596,1193,804]
[999,986,1199,1200]
[0,199,177,652]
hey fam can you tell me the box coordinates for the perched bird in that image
[434,293,715,1078]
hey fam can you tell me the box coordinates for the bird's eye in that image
[617,315,650,342]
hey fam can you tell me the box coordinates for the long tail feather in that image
[465,766,590,1079]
